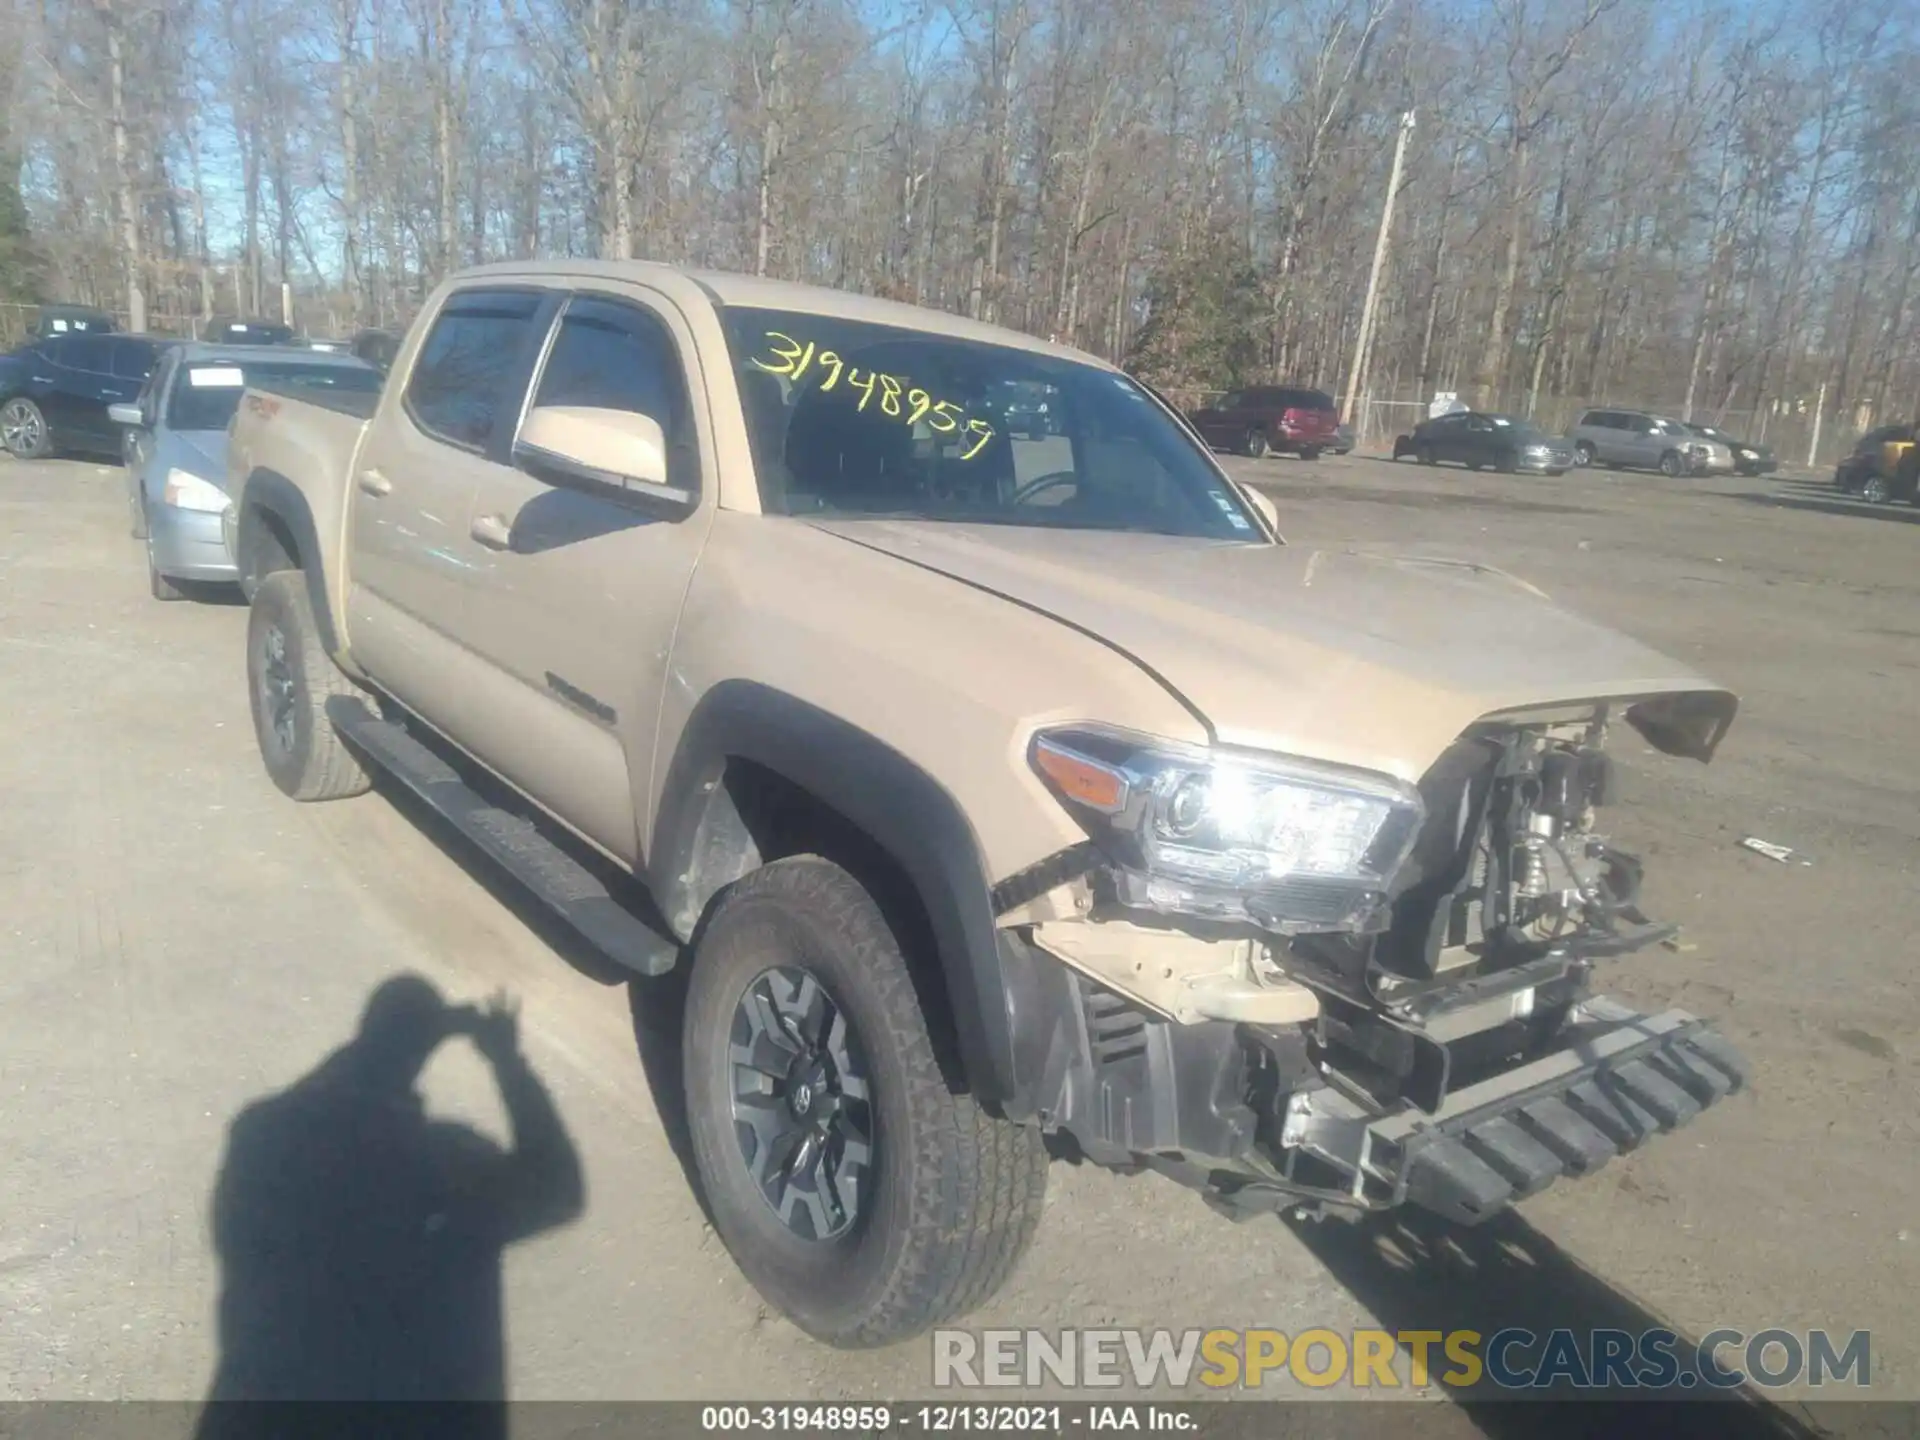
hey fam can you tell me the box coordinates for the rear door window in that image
[404,290,546,452]
[63,337,114,374]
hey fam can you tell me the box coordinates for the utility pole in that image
[1343,109,1416,438]
[1806,380,1826,468]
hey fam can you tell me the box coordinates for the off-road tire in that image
[147,543,183,602]
[1243,427,1269,460]
[246,570,371,802]
[1575,442,1595,467]
[1,397,53,460]
[1659,450,1687,478]
[683,856,1048,1348]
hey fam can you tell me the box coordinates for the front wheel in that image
[1659,450,1687,478]
[683,856,1048,1348]
[1575,442,1595,468]
[246,570,371,801]
[1861,475,1891,505]
[1,397,52,459]
[1243,427,1269,460]
[1416,444,1436,466]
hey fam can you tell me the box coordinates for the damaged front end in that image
[999,699,1748,1225]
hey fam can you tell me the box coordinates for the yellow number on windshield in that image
[753,331,810,377]
[755,331,998,461]
[961,418,996,460]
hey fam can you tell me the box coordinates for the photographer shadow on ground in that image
[195,974,584,1434]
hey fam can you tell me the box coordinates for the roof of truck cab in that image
[449,259,1108,368]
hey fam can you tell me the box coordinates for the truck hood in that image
[807,520,1737,781]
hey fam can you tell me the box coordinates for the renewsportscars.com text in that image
[932,1327,1871,1391]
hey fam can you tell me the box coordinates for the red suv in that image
[1187,385,1340,460]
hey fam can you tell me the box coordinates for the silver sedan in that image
[111,344,381,600]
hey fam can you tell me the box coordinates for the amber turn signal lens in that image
[1033,737,1129,813]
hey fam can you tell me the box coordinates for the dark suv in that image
[1188,385,1340,459]
[0,333,172,459]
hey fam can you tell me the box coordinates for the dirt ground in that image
[1,448,1914,1424]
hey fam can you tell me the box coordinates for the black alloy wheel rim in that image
[728,964,873,1242]
[257,622,298,756]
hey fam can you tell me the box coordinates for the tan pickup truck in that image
[225,260,1748,1348]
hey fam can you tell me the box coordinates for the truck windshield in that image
[722,306,1261,539]
[168,362,381,431]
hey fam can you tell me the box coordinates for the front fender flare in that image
[650,681,1035,1116]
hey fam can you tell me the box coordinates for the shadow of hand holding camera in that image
[199,974,585,1413]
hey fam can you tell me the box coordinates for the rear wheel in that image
[1243,427,1269,460]
[1299,446,1321,461]
[1,397,52,459]
[246,570,372,802]
[1861,474,1891,505]
[683,856,1048,1347]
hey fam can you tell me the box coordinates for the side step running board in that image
[326,696,680,977]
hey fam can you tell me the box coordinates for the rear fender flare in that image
[235,469,342,660]
[650,681,1030,1115]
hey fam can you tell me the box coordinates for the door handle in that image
[357,469,392,497]
[470,513,512,550]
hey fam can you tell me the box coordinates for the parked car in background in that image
[1187,385,1339,459]
[110,344,381,600]
[1684,422,1775,476]
[0,332,172,459]
[205,319,296,346]
[1570,409,1730,476]
[1392,411,1574,474]
[1834,424,1917,504]
[33,304,117,340]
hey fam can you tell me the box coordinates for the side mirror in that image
[107,402,144,428]
[512,405,689,507]
[1243,485,1280,534]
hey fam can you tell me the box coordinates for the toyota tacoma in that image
[224,261,1748,1348]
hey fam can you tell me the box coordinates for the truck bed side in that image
[225,384,375,663]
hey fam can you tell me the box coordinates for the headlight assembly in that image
[1030,727,1425,934]
[162,468,231,513]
